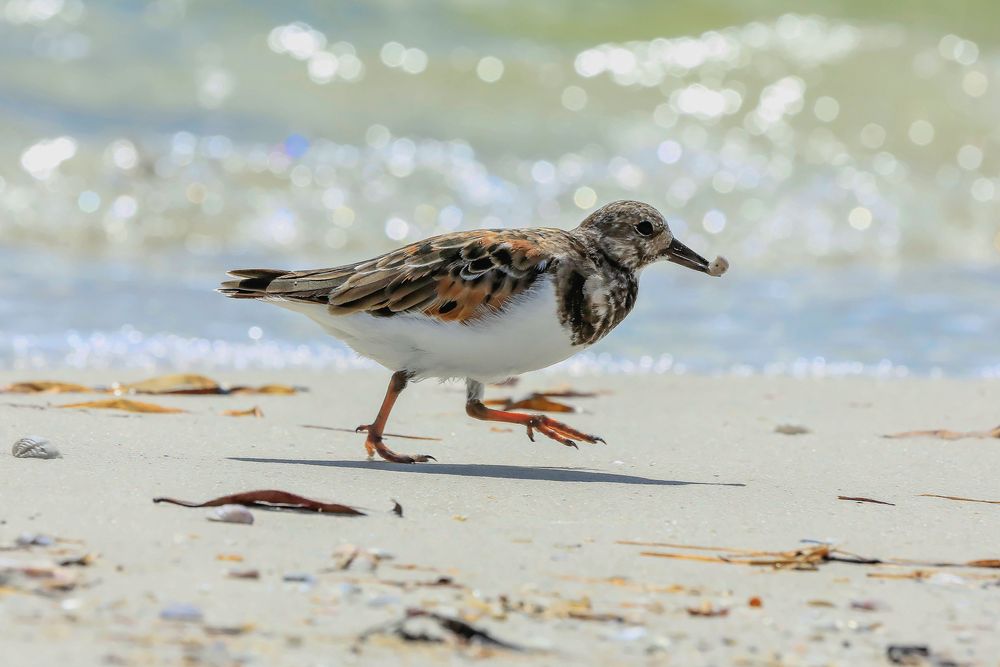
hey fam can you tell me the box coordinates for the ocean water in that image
[1,1,998,376]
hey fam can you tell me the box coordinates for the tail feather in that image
[218,268,289,299]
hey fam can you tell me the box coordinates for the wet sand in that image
[2,371,999,665]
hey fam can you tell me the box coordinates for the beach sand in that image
[2,371,999,665]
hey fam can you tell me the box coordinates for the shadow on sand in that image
[230,457,746,487]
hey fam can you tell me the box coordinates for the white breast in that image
[270,276,580,382]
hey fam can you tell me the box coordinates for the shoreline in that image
[3,371,999,664]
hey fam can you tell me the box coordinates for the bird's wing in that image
[228,230,565,323]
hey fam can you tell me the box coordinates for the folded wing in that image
[219,230,561,323]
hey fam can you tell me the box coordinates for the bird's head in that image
[576,200,728,276]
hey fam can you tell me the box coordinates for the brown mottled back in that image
[221,229,568,323]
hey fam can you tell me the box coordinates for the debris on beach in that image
[153,489,365,516]
[3,374,302,396]
[159,602,204,623]
[206,504,255,525]
[221,405,264,418]
[919,493,1000,506]
[884,424,1000,440]
[355,608,525,653]
[333,545,394,572]
[391,500,404,517]
[486,394,577,413]
[116,374,300,395]
[482,385,606,413]
[774,423,810,435]
[885,644,959,666]
[118,374,221,394]
[838,495,895,506]
[619,540,1000,572]
[12,435,61,459]
[1,381,92,394]
[227,568,260,579]
[686,601,729,617]
[58,398,185,414]
[0,552,88,594]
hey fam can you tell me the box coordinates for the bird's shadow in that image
[230,457,745,487]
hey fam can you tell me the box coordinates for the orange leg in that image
[356,371,435,464]
[465,379,605,449]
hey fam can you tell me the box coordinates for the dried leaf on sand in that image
[154,489,365,516]
[884,425,1000,440]
[484,394,576,413]
[838,496,895,506]
[222,406,264,418]
[3,375,301,396]
[59,398,185,414]
[118,374,220,394]
[1,381,94,394]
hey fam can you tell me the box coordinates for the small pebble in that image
[282,573,315,584]
[16,533,54,547]
[160,603,203,623]
[775,424,810,435]
[611,626,647,642]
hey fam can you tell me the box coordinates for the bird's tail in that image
[217,269,288,299]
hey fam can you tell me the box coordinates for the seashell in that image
[12,436,61,459]
[206,504,254,525]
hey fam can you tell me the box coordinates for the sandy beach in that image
[2,370,999,665]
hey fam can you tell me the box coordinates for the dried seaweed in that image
[484,394,576,413]
[3,375,301,396]
[118,374,219,394]
[885,425,1000,440]
[1,381,93,394]
[154,489,365,516]
[356,608,524,652]
[222,406,264,418]
[59,398,185,414]
[624,540,1000,572]
[920,493,1000,505]
[839,495,896,506]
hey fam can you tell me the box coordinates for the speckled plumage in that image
[220,200,727,463]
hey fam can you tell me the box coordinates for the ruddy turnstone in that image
[220,200,728,463]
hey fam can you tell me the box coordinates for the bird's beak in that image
[662,237,711,273]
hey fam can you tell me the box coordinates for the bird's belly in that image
[274,279,580,381]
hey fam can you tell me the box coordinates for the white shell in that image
[206,504,254,525]
[12,436,61,459]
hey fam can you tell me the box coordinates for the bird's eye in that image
[634,220,655,236]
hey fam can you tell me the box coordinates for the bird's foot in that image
[523,415,605,449]
[363,434,436,464]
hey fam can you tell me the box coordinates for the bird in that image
[219,200,728,463]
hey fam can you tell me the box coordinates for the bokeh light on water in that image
[0,1,997,375]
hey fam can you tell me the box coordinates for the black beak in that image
[663,237,710,273]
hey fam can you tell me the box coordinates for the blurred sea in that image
[0,1,998,376]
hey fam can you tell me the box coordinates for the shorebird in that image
[220,200,728,463]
